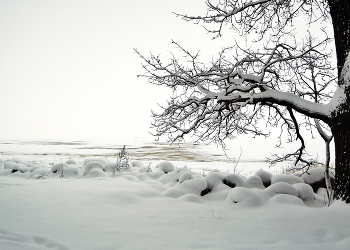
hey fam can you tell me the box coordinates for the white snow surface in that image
[0,157,349,250]
[326,51,350,117]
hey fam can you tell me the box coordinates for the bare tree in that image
[136,0,350,203]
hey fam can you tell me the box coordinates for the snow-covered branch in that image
[135,0,350,203]
[136,35,335,148]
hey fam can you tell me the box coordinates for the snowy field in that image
[0,138,350,250]
[0,137,294,175]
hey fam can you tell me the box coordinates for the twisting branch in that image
[136,0,336,168]
[136,36,333,149]
[288,107,306,165]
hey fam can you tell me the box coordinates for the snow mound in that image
[104,162,117,173]
[137,166,152,173]
[300,167,335,183]
[254,169,272,187]
[82,161,105,176]
[157,169,181,186]
[293,183,315,202]
[225,187,264,206]
[83,157,109,165]
[64,166,80,177]
[0,157,335,208]
[178,170,193,183]
[299,167,335,192]
[265,182,298,197]
[84,168,107,178]
[4,161,28,173]
[268,194,305,206]
[271,174,304,185]
[245,175,265,189]
[51,163,69,174]
[28,164,42,172]
[155,161,175,174]
[223,173,245,188]
[65,159,78,165]
[177,178,208,196]
[204,172,225,192]
[180,193,206,204]
[28,168,51,179]
[130,160,144,168]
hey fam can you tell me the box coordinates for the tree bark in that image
[327,0,350,202]
[328,0,350,77]
[329,108,350,203]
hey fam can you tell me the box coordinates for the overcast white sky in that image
[0,0,218,140]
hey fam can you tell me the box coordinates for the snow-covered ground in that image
[0,138,349,250]
[0,162,349,250]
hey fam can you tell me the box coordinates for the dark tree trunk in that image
[327,0,350,202]
[328,0,350,77]
[329,109,350,203]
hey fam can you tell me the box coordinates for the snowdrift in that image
[0,158,335,207]
[1,157,348,250]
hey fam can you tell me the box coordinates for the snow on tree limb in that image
[136,37,334,125]
[135,0,338,171]
[328,52,350,117]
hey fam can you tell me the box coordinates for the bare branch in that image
[136,0,336,170]
[174,0,330,39]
